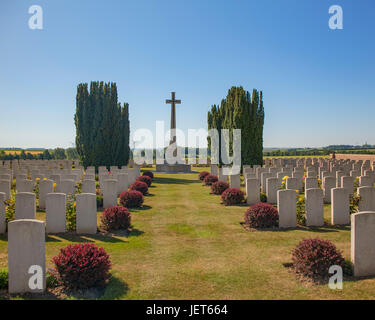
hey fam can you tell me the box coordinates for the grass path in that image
[1,168,375,299]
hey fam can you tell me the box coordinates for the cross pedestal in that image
[155,91,191,173]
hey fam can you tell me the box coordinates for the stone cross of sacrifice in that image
[165,92,181,156]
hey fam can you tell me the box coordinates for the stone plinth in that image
[156,163,191,173]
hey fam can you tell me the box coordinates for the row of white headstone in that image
[6,210,375,294]
[275,187,375,227]
[0,191,96,234]
[0,166,142,235]
[2,161,143,294]
[210,160,375,223]
[210,160,375,241]
[0,165,141,199]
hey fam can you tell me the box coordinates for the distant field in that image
[1,150,44,155]
[264,155,330,159]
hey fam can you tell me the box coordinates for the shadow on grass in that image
[2,277,129,300]
[49,232,128,243]
[241,223,350,234]
[302,224,350,233]
[153,176,201,185]
[129,205,152,212]
[222,202,249,208]
[45,235,63,242]
[100,276,129,299]
[282,261,374,285]
[146,193,155,197]
[128,228,145,237]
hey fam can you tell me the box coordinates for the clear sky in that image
[0,0,374,149]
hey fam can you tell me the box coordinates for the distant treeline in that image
[324,144,375,150]
[263,149,332,157]
[0,148,78,160]
[264,147,375,157]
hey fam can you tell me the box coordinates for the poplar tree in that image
[75,81,130,168]
[207,86,264,166]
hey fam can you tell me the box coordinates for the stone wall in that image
[333,154,375,162]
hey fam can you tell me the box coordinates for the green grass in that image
[1,167,374,299]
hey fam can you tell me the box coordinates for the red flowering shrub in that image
[142,171,154,179]
[221,188,245,205]
[199,171,210,181]
[292,238,345,279]
[129,181,149,195]
[52,243,111,290]
[244,203,279,228]
[101,206,131,231]
[120,190,144,208]
[211,180,229,195]
[136,175,152,187]
[203,174,218,186]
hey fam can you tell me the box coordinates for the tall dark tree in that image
[52,148,66,160]
[42,149,52,160]
[75,81,130,168]
[20,150,26,160]
[207,86,264,166]
[66,147,79,160]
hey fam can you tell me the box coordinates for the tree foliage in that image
[75,81,130,168]
[208,86,264,166]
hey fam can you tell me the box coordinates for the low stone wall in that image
[333,154,375,162]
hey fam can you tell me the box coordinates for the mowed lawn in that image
[1,167,375,300]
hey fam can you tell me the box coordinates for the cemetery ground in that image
[1,167,375,300]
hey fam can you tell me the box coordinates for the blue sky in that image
[0,0,374,149]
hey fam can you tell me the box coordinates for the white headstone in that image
[103,179,118,208]
[351,211,375,277]
[82,179,96,194]
[76,193,97,234]
[0,192,5,234]
[15,192,36,220]
[246,178,260,205]
[266,177,280,204]
[305,188,324,227]
[39,179,53,210]
[305,177,318,190]
[8,219,45,294]
[59,179,75,196]
[229,174,241,189]
[117,173,129,195]
[0,179,11,200]
[16,179,34,193]
[323,176,336,203]
[358,187,375,212]
[46,193,66,233]
[360,176,373,187]
[277,189,297,228]
[286,177,299,191]
[331,188,350,225]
